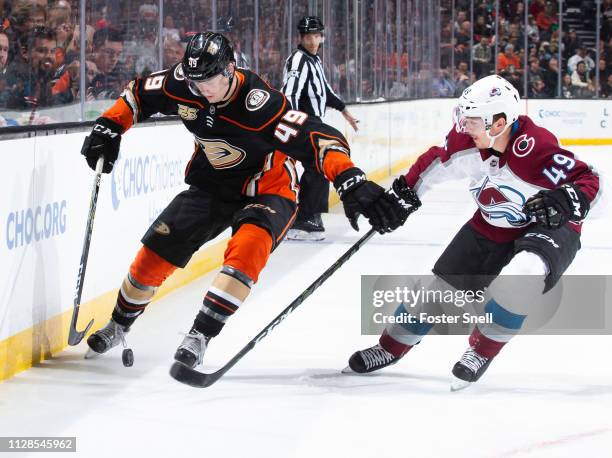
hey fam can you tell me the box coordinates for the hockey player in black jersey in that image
[79,32,415,382]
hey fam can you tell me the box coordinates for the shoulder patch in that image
[174,64,185,81]
[177,104,199,121]
[512,134,536,158]
[245,89,270,111]
[287,69,300,79]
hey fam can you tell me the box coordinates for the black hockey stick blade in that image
[169,228,377,388]
[68,156,104,346]
[68,309,95,346]
[170,362,216,388]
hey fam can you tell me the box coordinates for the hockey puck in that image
[122,348,134,367]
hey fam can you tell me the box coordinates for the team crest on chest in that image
[196,137,246,169]
[177,104,199,121]
[470,176,529,227]
[245,89,270,111]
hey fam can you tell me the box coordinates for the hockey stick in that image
[68,156,104,345]
[170,227,377,388]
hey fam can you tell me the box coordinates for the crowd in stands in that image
[434,0,612,99]
[0,0,611,125]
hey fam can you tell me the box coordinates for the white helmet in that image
[454,74,521,147]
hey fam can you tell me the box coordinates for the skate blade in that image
[286,229,325,241]
[450,376,472,392]
[341,365,354,374]
[84,348,101,359]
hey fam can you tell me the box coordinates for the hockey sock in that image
[112,272,156,328]
[193,266,252,337]
[469,326,508,359]
[379,329,413,358]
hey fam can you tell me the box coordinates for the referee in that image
[283,16,359,241]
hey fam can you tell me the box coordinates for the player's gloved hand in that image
[334,167,412,234]
[81,117,123,173]
[388,174,422,219]
[523,183,590,230]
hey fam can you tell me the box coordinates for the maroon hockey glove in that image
[523,183,590,230]
[81,117,123,173]
[334,168,411,233]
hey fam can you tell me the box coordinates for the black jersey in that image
[103,65,353,200]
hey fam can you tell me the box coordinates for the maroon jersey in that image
[405,115,601,242]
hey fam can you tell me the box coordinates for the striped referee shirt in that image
[282,44,345,117]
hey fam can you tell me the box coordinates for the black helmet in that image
[182,32,235,81]
[297,16,324,34]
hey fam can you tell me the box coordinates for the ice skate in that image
[450,346,492,391]
[286,214,325,241]
[85,319,130,358]
[342,344,402,374]
[174,330,210,369]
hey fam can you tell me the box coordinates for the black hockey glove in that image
[389,174,422,218]
[334,167,412,234]
[523,183,590,230]
[81,117,123,173]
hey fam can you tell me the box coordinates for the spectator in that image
[563,29,582,60]
[507,69,524,96]
[5,26,55,109]
[454,43,470,65]
[571,60,595,98]
[454,10,467,34]
[0,29,9,107]
[51,58,99,104]
[0,29,7,73]
[568,46,595,74]
[537,41,554,64]
[498,43,522,73]
[162,37,183,68]
[90,27,129,99]
[47,0,73,70]
[472,35,493,78]
[536,3,557,41]
[162,15,181,42]
[456,20,471,46]
[473,15,491,40]
[431,68,455,97]
[529,0,546,17]
[543,57,559,96]
[527,57,544,84]
[596,58,610,83]
[561,73,574,98]
[454,61,470,95]
[601,73,612,98]
[126,4,160,76]
[526,14,540,44]
[529,76,547,98]
[389,76,408,98]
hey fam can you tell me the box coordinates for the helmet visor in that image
[453,106,486,136]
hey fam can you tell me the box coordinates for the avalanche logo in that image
[470,177,529,227]
[512,134,535,157]
[489,87,501,97]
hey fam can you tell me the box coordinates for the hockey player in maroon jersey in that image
[345,74,601,390]
[79,32,416,378]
